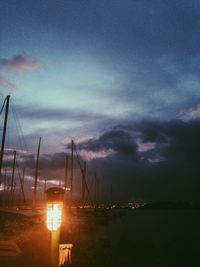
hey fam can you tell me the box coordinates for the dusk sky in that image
[1,0,200,202]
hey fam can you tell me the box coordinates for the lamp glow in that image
[46,202,63,231]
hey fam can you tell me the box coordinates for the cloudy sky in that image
[1,0,200,202]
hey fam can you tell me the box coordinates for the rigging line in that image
[11,106,24,151]
[74,141,97,176]
[14,106,29,151]
[73,136,99,173]
[73,138,95,204]
[15,160,26,204]
[85,167,97,206]
[6,108,13,150]
[10,100,24,151]
[0,97,6,117]
[74,142,94,207]
[74,139,97,204]
[10,99,29,152]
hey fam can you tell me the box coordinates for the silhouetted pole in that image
[10,150,16,205]
[64,155,68,190]
[4,168,7,194]
[3,168,7,205]
[0,95,10,184]
[21,167,26,204]
[74,143,94,207]
[33,137,41,209]
[70,140,74,200]
[82,161,86,206]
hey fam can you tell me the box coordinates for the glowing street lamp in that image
[46,187,65,267]
[46,202,63,231]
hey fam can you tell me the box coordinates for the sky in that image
[1,0,200,202]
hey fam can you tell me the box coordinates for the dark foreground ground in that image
[0,208,200,267]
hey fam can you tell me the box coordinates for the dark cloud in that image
[77,129,138,158]
[138,119,200,164]
[38,152,67,170]
[69,119,200,201]
[74,119,200,166]
[0,55,39,72]
[2,150,68,171]
[9,151,69,172]
[137,120,169,143]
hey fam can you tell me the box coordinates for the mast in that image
[0,95,10,183]
[74,142,94,207]
[82,161,86,206]
[70,140,74,199]
[3,168,7,194]
[32,137,41,209]
[16,161,26,204]
[22,167,26,204]
[10,150,16,205]
[64,155,68,190]
[3,168,7,205]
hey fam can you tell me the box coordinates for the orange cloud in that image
[0,54,40,73]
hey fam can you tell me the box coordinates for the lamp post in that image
[46,187,65,267]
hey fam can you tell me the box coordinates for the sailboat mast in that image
[70,140,74,199]
[0,95,10,183]
[74,142,94,207]
[64,155,68,190]
[10,150,16,205]
[82,161,86,206]
[3,168,7,194]
[33,137,41,209]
